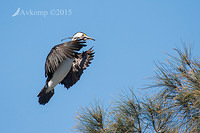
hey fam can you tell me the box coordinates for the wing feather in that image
[45,41,86,77]
[60,47,95,89]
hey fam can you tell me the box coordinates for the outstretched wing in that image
[60,47,94,89]
[45,41,87,78]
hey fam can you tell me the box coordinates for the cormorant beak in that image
[85,36,95,41]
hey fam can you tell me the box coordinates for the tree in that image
[151,46,200,132]
[73,46,200,133]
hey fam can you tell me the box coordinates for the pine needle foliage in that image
[74,46,200,133]
[74,101,107,133]
[151,46,200,132]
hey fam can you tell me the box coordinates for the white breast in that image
[47,58,74,92]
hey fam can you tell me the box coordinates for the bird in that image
[37,32,95,105]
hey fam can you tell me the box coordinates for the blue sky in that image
[1,0,200,133]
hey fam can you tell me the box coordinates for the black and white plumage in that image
[37,32,95,105]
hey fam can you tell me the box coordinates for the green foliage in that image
[74,46,200,133]
[74,101,107,133]
[110,90,144,133]
[151,46,200,132]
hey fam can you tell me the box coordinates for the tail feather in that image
[37,85,54,105]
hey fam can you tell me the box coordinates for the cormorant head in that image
[61,32,95,42]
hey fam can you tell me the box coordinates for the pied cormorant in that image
[37,32,95,105]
